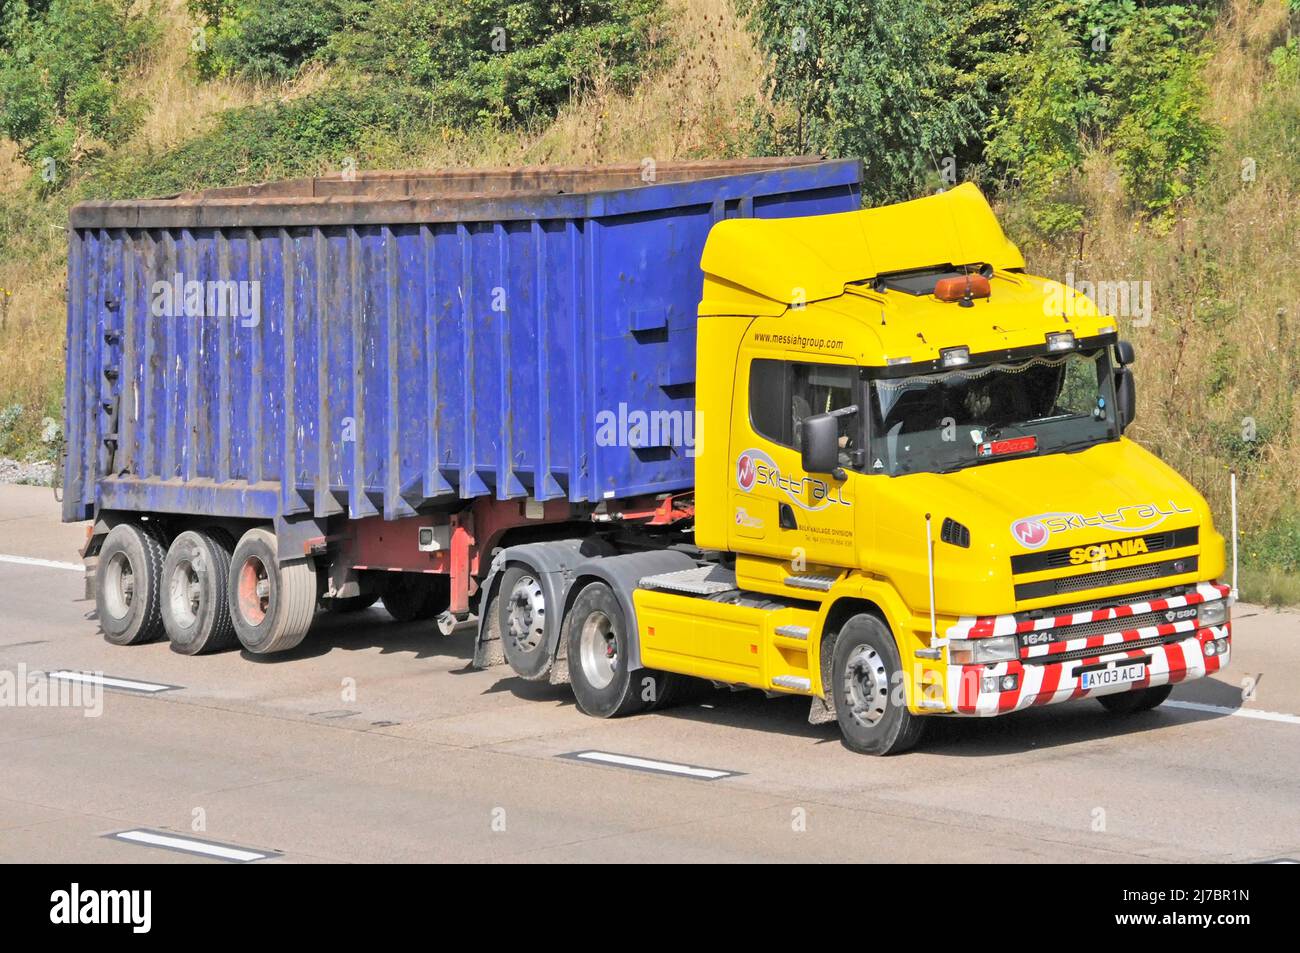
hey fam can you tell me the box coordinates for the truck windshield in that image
[867,348,1118,475]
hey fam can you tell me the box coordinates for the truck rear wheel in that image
[498,564,551,680]
[96,522,167,646]
[161,529,237,655]
[228,527,316,655]
[831,614,926,755]
[564,582,671,718]
[379,573,447,622]
[1097,683,1173,714]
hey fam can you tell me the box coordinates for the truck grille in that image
[1014,556,1199,602]
[1022,631,1184,665]
[1018,607,1192,648]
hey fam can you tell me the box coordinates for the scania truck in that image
[65,158,1231,754]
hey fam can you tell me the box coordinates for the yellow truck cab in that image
[461,179,1232,756]
[620,183,1232,753]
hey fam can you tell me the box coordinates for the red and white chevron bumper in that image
[942,582,1231,716]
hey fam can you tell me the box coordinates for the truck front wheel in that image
[228,527,316,655]
[831,614,926,755]
[96,522,167,646]
[564,582,669,718]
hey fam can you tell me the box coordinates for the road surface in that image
[1,483,1296,863]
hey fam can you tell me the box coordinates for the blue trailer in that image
[66,158,863,659]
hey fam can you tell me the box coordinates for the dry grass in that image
[1202,0,1292,126]
[1011,0,1300,554]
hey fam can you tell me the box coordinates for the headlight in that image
[949,635,1018,665]
[1197,599,1229,627]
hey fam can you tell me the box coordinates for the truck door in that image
[729,353,860,569]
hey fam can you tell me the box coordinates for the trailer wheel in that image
[379,573,447,622]
[228,527,316,655]
[161,529,237,655]
[564,582,669,718]
[831,614,926,755]
[1097,683,1172,714]
[96,522,167,646]
[498,564,552,679]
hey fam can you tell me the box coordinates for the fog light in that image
[1215,638,1229,655]
[1000,674,1018,692]
[1204,639,1218,657]
[981,676,998,693]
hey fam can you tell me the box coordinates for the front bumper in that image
[939,583,1231,716]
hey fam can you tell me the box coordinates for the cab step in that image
[771,674,812,692]
[774,624,810,641]
[783,573,838,592]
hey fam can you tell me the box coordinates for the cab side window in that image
[749,358,858,451]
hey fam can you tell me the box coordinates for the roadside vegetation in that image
[0,0,1295,601]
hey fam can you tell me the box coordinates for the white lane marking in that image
[1166,700,1300,726]
[0,553,82,572]
[562,750,739,780]
[47,671,180,694]
[109,829,274,862]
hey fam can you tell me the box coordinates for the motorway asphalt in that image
[1,483,1297,863]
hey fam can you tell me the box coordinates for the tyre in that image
[95,522,167,646]
[1097,683,1173,714]
[379,573,447,622]
[830,614,926,755]
[228,527,317,655]
[161,529,237,655]
[498,564,552,679]
[322,593,379,614]
[564,582,671,718]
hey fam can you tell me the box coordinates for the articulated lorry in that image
[66,158,1231,754]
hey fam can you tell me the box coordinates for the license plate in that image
[1080,662,1145,691]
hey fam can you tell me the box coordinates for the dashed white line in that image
[0,553,81,572]
[47,671,180,694]
[561,750,739,780]
[1166,700,1300,726]
[108,829,275,862]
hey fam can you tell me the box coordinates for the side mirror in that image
[1114,339,1135,366]
[1115,366,1136,433]
[800,413,841,475]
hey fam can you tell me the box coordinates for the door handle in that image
[779,503,798,530]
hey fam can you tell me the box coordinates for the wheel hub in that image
[167,555,202,628]
[237,555,270,626]
[102,551,134,620]
[505,575,546,653]
[578,611,618,690]
[843,644,889,728]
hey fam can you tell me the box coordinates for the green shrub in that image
[82,83,424,198]
[0,0,156,183]
[188,0,346,81]
[741,0,982,204]
[329,0,666,128]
